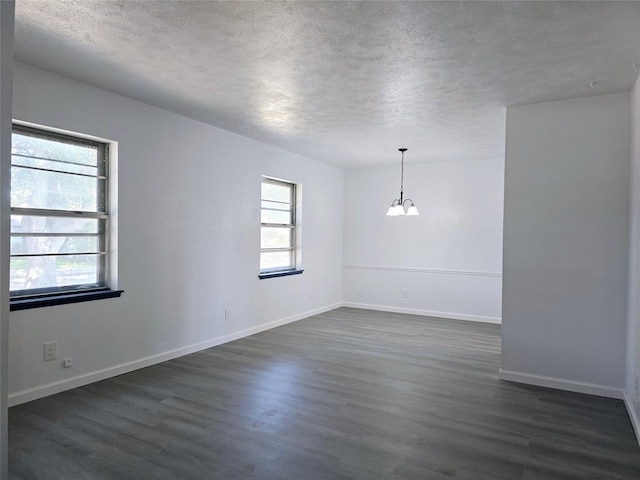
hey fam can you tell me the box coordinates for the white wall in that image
[626,75,640,439]
[501,92,630,398]
[342,158,504,323]
[9,62,344,405]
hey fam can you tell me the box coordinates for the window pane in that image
[261,200,292,224]
[11,215,99,234]
[11,166,100,211]
[261,227,292,249]
[262,182,291,203]
[261,209,292,224]
[260,251,293,271]
[261,200,291,211]
[12,154,98,176]
[12,132,98,167]
[11,236,99,255]
[10,254,100,291]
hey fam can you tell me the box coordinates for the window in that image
[259,177,302,278]
[10,124,119,306]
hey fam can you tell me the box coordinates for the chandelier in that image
[386,148,419,216]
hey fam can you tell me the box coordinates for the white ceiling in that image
[13,1,640,168]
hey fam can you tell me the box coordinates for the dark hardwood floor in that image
[9,307,640,479]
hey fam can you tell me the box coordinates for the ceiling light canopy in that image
[386,148,419,216]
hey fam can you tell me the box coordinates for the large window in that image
[10,125,111,299]
[260,177,301,278]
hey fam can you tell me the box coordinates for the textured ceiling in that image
[13,1,640,167]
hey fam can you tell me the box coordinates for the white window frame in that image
[259,176,303,278]
[10,124,112,300]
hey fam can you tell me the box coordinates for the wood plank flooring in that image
[8,307,640,479]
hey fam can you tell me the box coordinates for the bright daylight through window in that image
[260,177,300,277]
[10,125,110,298]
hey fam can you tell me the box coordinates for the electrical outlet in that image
[225,307,231,321]
[63,358,72,368]
[402,289,409,299]
[44,341,57,361]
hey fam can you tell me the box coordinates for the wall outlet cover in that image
[44,341,57,361]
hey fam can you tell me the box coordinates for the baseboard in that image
[341,302,501,324]
[624,391,640,447]
[8,302,341,407]
[498,369,624,399]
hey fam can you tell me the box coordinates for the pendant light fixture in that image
[386,148,419,216]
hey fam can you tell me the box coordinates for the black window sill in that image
[10,289,124,311]
[259,269,304,280]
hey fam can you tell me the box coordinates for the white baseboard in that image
[341,302,501,325]
[624,391,640,447]
[498,369,624,399]
[8,302,341,407]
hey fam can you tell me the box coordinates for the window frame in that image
[259,176,303,279]
[9,123,122,309]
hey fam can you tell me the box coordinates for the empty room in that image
[1,1,640,479]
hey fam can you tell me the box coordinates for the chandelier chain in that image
[400,149,404,201]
